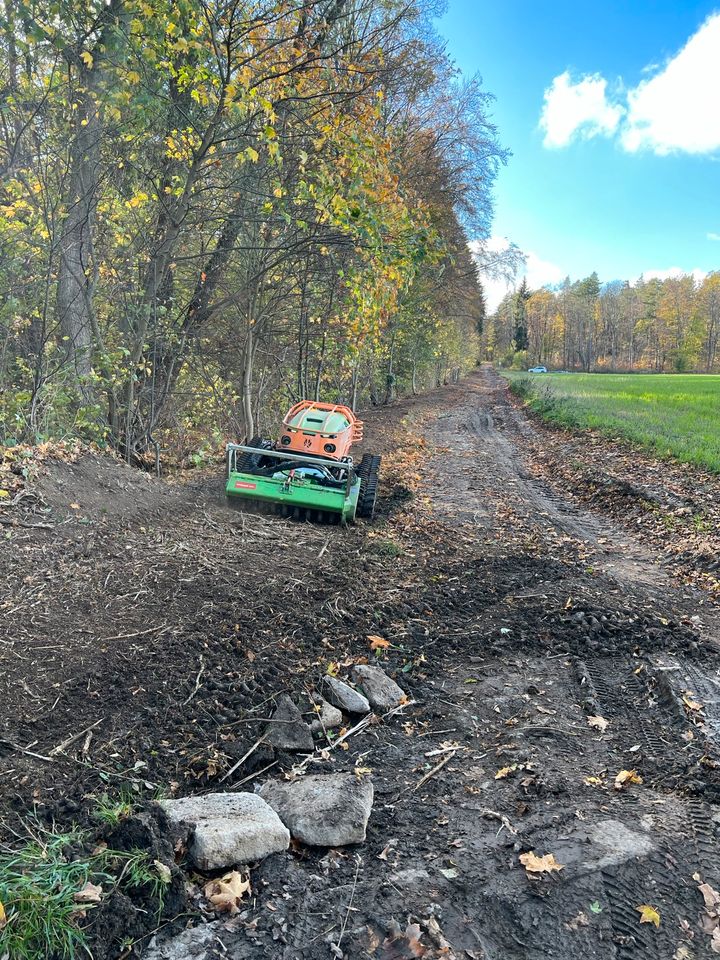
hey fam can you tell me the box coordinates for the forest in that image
[0,0,508,462]
[487,270,720,373]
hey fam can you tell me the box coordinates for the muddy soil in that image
[2,367,720,959]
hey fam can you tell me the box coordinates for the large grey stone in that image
[310,695,343,734]
[321,677,370,715]
[162,792,289,870]
[351,664,405,711]
[259,773,374,846]
[264,694,313,752]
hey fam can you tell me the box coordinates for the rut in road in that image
[392,367,720,960]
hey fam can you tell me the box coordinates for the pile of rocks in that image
[162,662,405,868]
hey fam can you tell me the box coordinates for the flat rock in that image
[321,676,370,715]
[162,792,289,870]
[351,664,405,711]
[584,819,655,869]
[310,695,343,734]
[259,773,373,846]
[144,923,224,960]
[264,694,314,752]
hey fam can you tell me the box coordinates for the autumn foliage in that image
[0,0,505,461]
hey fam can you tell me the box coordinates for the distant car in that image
[527,365,548,373]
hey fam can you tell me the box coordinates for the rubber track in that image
[357,454,381,519]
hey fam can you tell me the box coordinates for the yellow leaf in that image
[587,715,609,732]
[636,904,660,928]
[245,146,259,163]
[614,769,643,790]
[683,693,703,712]
[80,50,93,68]
[0,489,9,498]
[495,764,518,780]
[0,899,6,929]
[204,871,250,914]
[584,775,604,786]
[127,70,141,84]
[519,851,564,874]
[368,635,390,650]
[326,661,339,677]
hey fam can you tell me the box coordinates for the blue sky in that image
[437,1,720,306]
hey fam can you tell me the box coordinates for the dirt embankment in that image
[2,369,720,959]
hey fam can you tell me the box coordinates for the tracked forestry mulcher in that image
[225,401,381,523]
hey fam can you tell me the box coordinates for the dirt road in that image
[2,367,720,959]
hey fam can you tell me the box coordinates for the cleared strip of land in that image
[504,371,720,472]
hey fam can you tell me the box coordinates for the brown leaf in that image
[380,921,427,957]
[699,881,720,910]
[73,881,103,903]
[614,769,643,790]
[519,851,564,874]
[369,635,391,650]
[637,904,660,928]
[204,871,250,915]
[683,692,703,712]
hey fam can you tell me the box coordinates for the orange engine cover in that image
[277,401,363,460]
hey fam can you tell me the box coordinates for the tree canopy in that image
[0,0,506,461]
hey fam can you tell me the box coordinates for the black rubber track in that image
[357,454,381,520]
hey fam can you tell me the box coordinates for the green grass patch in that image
[503,371,720,473]
[0,824,172,958]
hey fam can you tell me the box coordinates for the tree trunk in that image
[241,325,255,440]
[55,68,102,386]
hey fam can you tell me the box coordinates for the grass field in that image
[503,371,720,473]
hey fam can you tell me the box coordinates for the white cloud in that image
[541,13,720,155]
[639,267,706,284]
[622,14,720,153]
[540,72,624,147]
[708,232,720,241]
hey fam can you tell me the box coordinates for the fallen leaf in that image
[683,693,703,712]
[381,921,426,957]
[368,635,390,650]
[69,502,81,510]
[0,490,9,499]
[584,776,604,786]
[204,871,250,914]
[153,859,172,884]
[566,911,589,930]
[589,901,603,914]
[699,881,720,910]
[73,881,103,903]
[637,904,660,928]
[614,769,643,790]
[587,715,609,732]
[495,764,518,780]
[0,899,6,929]
[439,867,458,879]
[519,851,564,874]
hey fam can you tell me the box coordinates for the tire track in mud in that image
[417,369,720,960]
